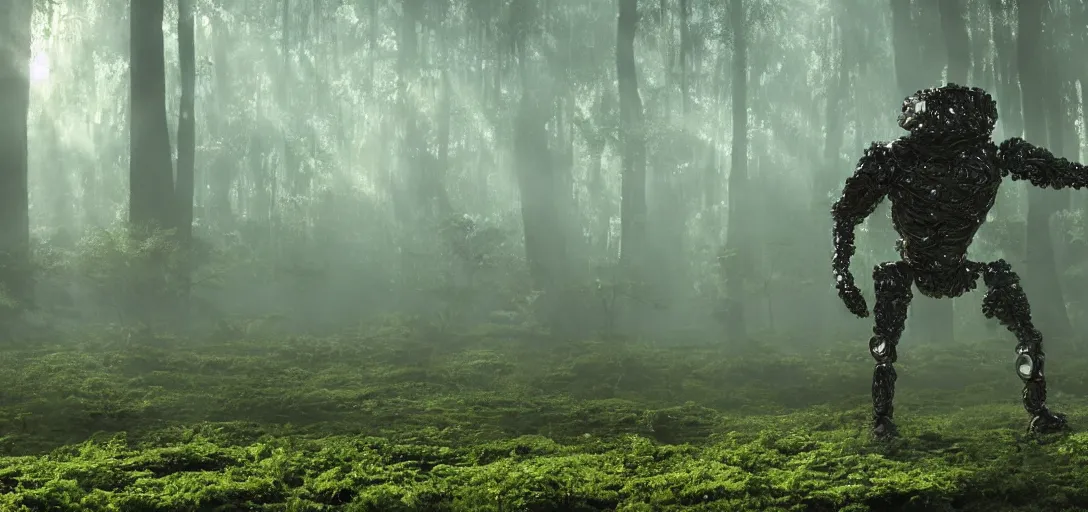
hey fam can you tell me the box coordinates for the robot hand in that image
[837,278,870,318]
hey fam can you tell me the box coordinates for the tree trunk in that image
[395,0,424,224]
[617,0,647,272]
[209,8,234,229]
[1018,0,1072,338]
[723,0,749,340]
[434,69,454,216]
[988,0,1022,260]
[890,0,916,97]
[177,0,196,244]
[991,0,1022,138]
[968,0,992,90]
[130,0,175,230]
[581,89,611,257]
[915,0,947,85]
[822,22,848,201]
[940,0,969,85]
[0,1,33,308]
[280,0,296,216]
[679,0,691,117]
[173,0,196,315]
[814,17,851,338]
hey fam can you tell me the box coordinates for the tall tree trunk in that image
[580,89,611,257]
[988,0,1023,264]
[822,22,848,203]
[890,0,916,97]
[514,96,565,291]
[915,0,946,85]
[940,0,969,85]
[129,0,175,326]
[0,1,33,309]
[679,0,691,117]
[968,0,993,90]
[394,0,430,224]
[174,0,196,314]
[723,0,749,340]
[280,0,295,221]
[435,69,453,216]
[816,16,851,338]
[368,0,378,90]
[177,0,196,244]
[209,8,234,229]
[1018,0,1072,338]
[130,0,175,230]
[991,0,1022,138]
[617,0,647,271]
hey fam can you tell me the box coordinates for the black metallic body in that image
[831,84,1085,438]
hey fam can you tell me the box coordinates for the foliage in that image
[1,327,1087,510]
[424,213,528,332]
[35,224,223,327]
[439,213,510,287]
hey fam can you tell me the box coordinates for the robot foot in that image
[872,416,899,440]
[1028,410,1069,435]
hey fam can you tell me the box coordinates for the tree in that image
[1018,0,1071,338]
[0,1,33,310]
[617,0,647,271]
[939,0,969,85]
[130,0,175,230]
[174,0,197,309]
[722,0,749,339]
[889,0,916,98]
[208,5,235,228]
[177,0,196,245]
[509,4,569,325]
[990,0,1022,139]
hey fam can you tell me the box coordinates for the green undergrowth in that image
[2,322,1088,511]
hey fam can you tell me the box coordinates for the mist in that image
[1,0,1087,510]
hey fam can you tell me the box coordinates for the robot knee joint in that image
[870,336,897,364]
[1014,348,1045,382]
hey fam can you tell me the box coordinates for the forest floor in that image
[2,320,1088,511]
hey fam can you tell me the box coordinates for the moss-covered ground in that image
[2,322,1088,511]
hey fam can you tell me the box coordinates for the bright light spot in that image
[30,53,50,84]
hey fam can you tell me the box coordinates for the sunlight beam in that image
[29,52,51,84]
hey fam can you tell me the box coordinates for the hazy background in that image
[2,0,1086,351]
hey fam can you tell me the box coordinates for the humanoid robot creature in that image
[830,83,1085,439]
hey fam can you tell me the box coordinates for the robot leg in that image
[981,259,1068,434]
[870,260,914,439]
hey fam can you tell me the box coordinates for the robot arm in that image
[831,142,897,317]
[998,137,1088,189]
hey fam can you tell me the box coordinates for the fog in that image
[5,0,1084,350]
[3,0,1088,508]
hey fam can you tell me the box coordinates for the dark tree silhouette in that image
[722,0,749,339]
[0,2,33,308]
[129,0,175,230]
[177,0,196,244]
[208,6,234,228]
[617,0,647,270]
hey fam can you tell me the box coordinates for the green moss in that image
[0,329,1087,510]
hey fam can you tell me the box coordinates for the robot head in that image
[897,84,998,137]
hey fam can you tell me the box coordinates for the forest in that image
[1,0,1088,510]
